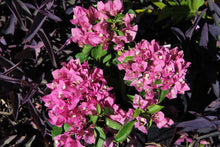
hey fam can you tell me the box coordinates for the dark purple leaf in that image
[24,3,38,10]
[209,24,220,41]
[205,98,220,112]
[24,135,36,146]
[12,0,32,19]
[0,135,17,146]
[28,100,46,135]
[176,117,216,129]
[39,10,62,21]
[213,120,220,126]
[40,0,54,10]
[171,27,185,43]
[3,60,23,76]
[66,6,74,15]
[213,1,220,17]
[16,0,32,16]
[25,3,61,21]
[1,14,17,35]
[37,29,57,68]
[15,48,36,59]
[9,91,20,121]
[0,37,7,45]
[24,12,47,43]
[208,0,220,25]
[199,23,209,47]
[22,83,39,105]
[5,0,28,31]
[45,0,54,10]
[212,80,220,98]
[185,8,207,39]
[0,56,23,76]
[178,127,196,133]
[0,73,22,84]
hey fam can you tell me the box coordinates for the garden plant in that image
[0,0,220,146]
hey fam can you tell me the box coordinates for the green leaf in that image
[127,94,134,100]
[96,104,101,115]
[154,79,161,85]
[126,80,132,86]
[112,58,121,65]
[147,104,164,115]
[114,120,136,142]
[153,2,166,9]
[115,30,124,36]
[89,115,99,124]
[133,108,144,119]
[127,9,136,17]
[115,14,125,23]
[91,44,107,60]
[75,52,86,63]
[51,126,62,139]
[146,117,153,129]
[94,126,106,147]
[105,19,113,23]
[82,44,93,57]
[103,54,112,64]
[64,123,71,132]
[123,56,134,63]
[187,0,204,11]
[116,14,125,20]
[103,107,114,115]
[105,117,122,130]
[158,89,169,103]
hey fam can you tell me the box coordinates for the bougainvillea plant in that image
[41,0,190,146]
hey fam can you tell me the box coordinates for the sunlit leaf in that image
[103,54,112,64]
[147,104,164,115]
[75,52,86,63]
[82,44,93,57]
[127,9,136,17]
[158,89,169,103]
[64,123,71,132]
[103,107,114,115]
[89,115,99,124]
[94,126,106,147]
[91,44,107,60]
[105,117,122,130]
[123,56,133,63]
[96,103,101,115]
[133,108,143,119]
[114,120,136,142]
[51,126,62,138]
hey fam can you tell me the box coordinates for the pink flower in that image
[54,133,84,147]
[133,94,149,110]
[118,39,190,99]
[97,0,123,16]
[70,0,137,51]
[174,133,192,144]
[42,58,132,146]
[135,116,148,134]
[151,111,173,128]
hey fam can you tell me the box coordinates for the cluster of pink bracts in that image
[41,0,190,146]
[70,0,137,51]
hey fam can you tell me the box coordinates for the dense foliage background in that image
[0,0,220,146]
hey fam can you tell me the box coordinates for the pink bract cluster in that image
[117,39,191,99]
[70,0,137,51]
[41,58,142,146]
